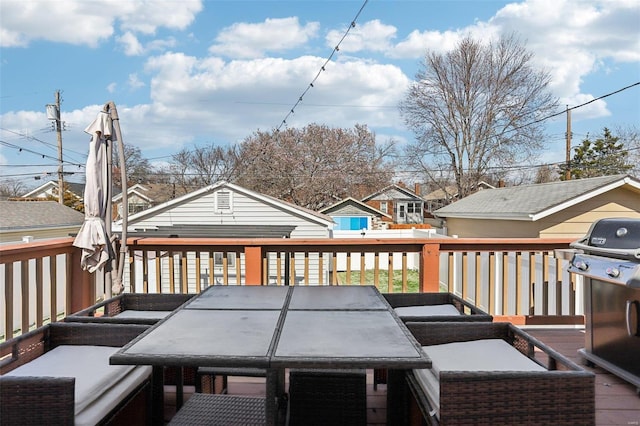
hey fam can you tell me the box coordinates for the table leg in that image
[387,369,410,426]
[266,368,286,426]
[175,367,184,409]
[151,366,165,426]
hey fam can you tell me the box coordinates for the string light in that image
[275,0,369,132]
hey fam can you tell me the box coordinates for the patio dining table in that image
[110,285,431,425]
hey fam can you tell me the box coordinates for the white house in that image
[114,181,335,290]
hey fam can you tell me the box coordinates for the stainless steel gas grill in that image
[568,217,640,393]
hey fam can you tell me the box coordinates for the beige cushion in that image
[394,304,461,317]
[113,310,171,320]
[6,345,135,415]
[74,365,151,426]
[414,339,546,419]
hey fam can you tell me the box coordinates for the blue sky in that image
[1,0,639,190]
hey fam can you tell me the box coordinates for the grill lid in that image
[571,218,640,260]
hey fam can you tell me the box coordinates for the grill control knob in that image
[574,260,589,271]
[605,267,620,278]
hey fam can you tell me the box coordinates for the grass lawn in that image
[336,269,421,293]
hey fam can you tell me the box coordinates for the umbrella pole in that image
[104,101,128,295]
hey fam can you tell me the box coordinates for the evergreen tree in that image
[560,128,633,179]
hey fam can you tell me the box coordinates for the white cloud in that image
[107,82,117,93]
[128,74,145,90]
[208,17,320,58]
[118,32,144,56]
[326,19,397,53]
[0,0,202,48]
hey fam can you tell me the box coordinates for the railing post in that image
[420,242,440,292]
[245,246,264,285]
[68,247,95,314]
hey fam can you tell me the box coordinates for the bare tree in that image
[400,33,558,199]
[169,144,237,190]
[233,124,395,210]
[0,179,26,199]
[113,142,153,186]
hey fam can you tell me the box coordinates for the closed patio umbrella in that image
[73,102,128,297]
[73,111,113,274]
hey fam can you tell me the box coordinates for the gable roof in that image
[22,181,86,199]
[122,181,334,227]
[112,183,195,204]
[319,197,392,219]
[0,201,85,231]
[361,184,424,202]
[434,174,640,221]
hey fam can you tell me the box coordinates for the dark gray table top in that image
[111,285,430,370]
[111,309,280,367]
[288,286,389,310]
[186,285,289,310]
[273,310,428,368]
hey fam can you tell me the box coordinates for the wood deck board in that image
[165,328,640,425]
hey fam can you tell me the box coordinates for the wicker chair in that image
[383,292,492,323]
[288,369,367,426]
[375,292,492,390]
[0,322,151,426]
[65,293,195,325]
[65,292,197,387]
[401,322,595,426]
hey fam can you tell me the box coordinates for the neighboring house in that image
[21,181,85,201]
[319,197,392,231]
[434,174,640,238]
[361,184,426,224]
[114,181,335,288]
[422,181,495,216]
[112,183,194,220]
[0,200,85,243]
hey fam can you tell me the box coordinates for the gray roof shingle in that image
[434,175,640,220]
[0,201,85,231]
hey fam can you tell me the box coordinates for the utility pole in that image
[55,91,64,204]
[565,105,572,181]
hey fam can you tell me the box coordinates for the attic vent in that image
[215,190,232,212]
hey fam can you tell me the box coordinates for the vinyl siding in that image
[125,187,331,291]
[445,187,640,238]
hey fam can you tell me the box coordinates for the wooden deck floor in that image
[165,327,640,425]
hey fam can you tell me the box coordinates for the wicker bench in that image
[0,322,152,426]
[169,393,266,425]
[288,369,367,426]
[403,322,595,426]
[375,292,492,390]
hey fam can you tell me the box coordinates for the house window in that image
[128,202,147,215]
[215,191,232,212]
[380,202,387,214]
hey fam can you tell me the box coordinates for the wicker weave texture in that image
[288,369,367,426]
[169,393,266,425]
[404,322,596,426]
